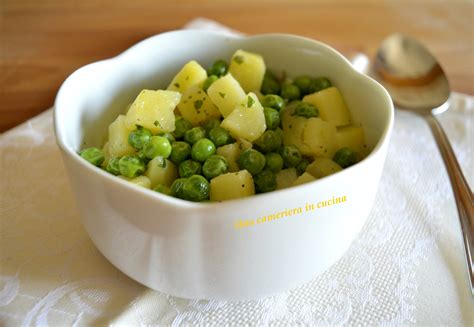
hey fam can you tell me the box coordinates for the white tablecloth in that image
[1,19,473,326]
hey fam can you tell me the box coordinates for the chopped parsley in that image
[194,100,203,110]
[218,92,226,99]
[233,55,244,65]
[154,120,159,127]
[247,96,255,108]
[156,157,166,168]
[173,83,180,88]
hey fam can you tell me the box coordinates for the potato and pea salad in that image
[79,50,367,202]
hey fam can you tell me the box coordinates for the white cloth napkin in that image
[1,18,473,326]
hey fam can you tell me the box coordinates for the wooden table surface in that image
[1,0,473,132]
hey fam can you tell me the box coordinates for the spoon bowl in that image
[373,33,451,113]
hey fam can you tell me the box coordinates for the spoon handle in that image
[425,114,474,295]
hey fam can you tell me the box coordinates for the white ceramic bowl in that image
[54,30,393,300]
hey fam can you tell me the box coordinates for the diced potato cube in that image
[217,143,241,172]
[303,87,351,126]
[167,60,207,93]
[126,89,181,134]
[177,85,221,125]
[303,118,337,158]
[144,157,178,188]
[336,125,367,155]
[210,170,255,201]
[207,74,246,117]
[276,168,297,190]
[281,105,312,156]
[108,115,136,157]
[221,93,266,142]
[119,175,152,189]
[228,50,265,92]
[306,158,342,178]
[293,172,316,186]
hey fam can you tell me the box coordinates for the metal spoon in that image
[368,33,473,295]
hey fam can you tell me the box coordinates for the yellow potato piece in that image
[145,157,178,188]
[303,117,337,158]
[281,104,312,156]
[276,168,297,190]
[108,115,136,157]
[228,50,266,92]
[207,74,246,117]
[303,87,351,126]
[335,125,368,155]
[221,93,266,142]
[293,172,316,186]
[306,158,342,179]
[217,143,241,172]
[210,170,255,201]
[177,85,221,126]
[167,60,207,93]
[126,89,181,134]
[119,175,152,189]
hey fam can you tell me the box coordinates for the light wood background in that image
[1,0,473,132]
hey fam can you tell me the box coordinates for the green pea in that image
[207,59,228,77]
[208,127,233,147]
[274,127,284,141]
[261,94,284,111]
[154,184,173,196]
[184,126,206,144]
[158,132,176,144]
[202,155,228,179]
[203,118,221,134]
[294,75,313,95]
[263,107,280,130]
[179,159,202,178]
[281,84,301,101]
[281,145,302,167]
[254,170,277,193]
[106,157,121,175]
[128,126,153,150]
[333,147,358,168]
[170,141,191,165]
[293,102,319,118]
[118,155,145,178]
[238,148,266,176]
[171,177,187,198]
[309,77,332,94]
[203,75,219,92]
[181,175,210,202]
[191,138,216,162]
[296,158,311,175]
[264,152,284,173]
[254,130,282,154]
[143,136,172,159]
[261,76,281,95]
[79,147,104,167]
[174,116,193,139]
